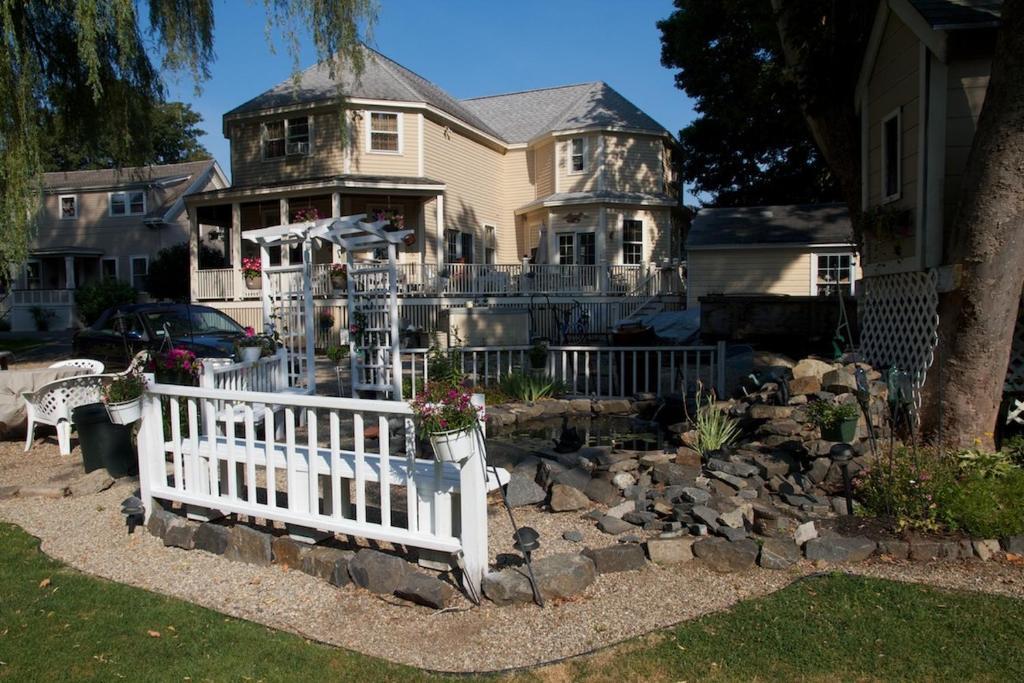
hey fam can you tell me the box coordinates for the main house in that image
[185,46,683,317]
[6,160,226,331]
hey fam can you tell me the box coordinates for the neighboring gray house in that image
[7,160,227,331]
[685,203,857,308]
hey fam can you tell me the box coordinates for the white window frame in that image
[445,229,460,263]
[366,111,403,155]
[109,190,146,217]
[880,108,902,203]
[59,194,78,220]
[101,257,119,281]
[621,218,644,265]
[811,252,856,296]
[129,255,148,290]
[556,228,597,265]
[568,137,587,174]
[483,224,496,265]
[23,259,41,290]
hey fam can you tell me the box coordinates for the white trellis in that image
[859,270,940,410]
[243,214,410,398]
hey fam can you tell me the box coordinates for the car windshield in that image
[145,309,244,337]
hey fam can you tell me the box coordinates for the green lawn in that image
[0,338,43,354]
[2,521,1023,681]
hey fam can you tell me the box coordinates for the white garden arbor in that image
[242,213,413,398]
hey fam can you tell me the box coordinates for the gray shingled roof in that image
[687,204,852,249]
[44,160,218,221]
[462,81,669,144]
[908,0,1001,28]
[226,45,502,138]
[517,190,677,213]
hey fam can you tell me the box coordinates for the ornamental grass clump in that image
[411,381,481,438]
[688,383,741,455]
[499,371,561,403]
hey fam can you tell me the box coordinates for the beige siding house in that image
[685,204,858,308]
[855,0,998,275]
[185,46,682,306]
[8,160,227,331]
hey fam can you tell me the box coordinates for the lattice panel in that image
[1004,296,1024,393]
[859,270,939,409]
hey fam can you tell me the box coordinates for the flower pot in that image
[821,416,859,443]
[240,346,262,363]
[429,427,477,465]
[105,397,142,425]
[245,275,262,290]
[403,232,417,247]
[330,275,347,291]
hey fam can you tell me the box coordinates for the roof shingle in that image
[687,204,853,249]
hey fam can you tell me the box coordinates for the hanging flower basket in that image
[329,263,348,291]
[245,275,262,290]
[240,346,262,363]
[429,427,477,464]
[241,257,263,290]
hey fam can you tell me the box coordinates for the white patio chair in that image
[49,359,105,374]
[22,373,113,456]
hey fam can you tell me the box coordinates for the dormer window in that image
[263,116,311,159]
[569,137,586,174]
[109,190,145,216]
[59,195,77,219]
[368,111,401,153]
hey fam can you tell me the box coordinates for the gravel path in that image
[2,438,1024,673]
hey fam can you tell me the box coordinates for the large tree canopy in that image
[657,0,842,206]
[0,0,376,276]
[41,101,211,171]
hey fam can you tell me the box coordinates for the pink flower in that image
[244,326,255,337]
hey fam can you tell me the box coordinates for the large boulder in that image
[505,473,547,508]
[582,544,647,573]
[692,537,759,572]
[549,484,590,512]
[645,537,694,565]
[804,536,876,563]
[793,358,834,381]
[347,549,410,594]
[758,539,802,569]
[192,522,229,554]
[821,369,857,394]
[302,546,354,586]
[482,553,596,605]
[224,525,273,566]
[394,573,455,609]
[596,515,636,535]
[584,478,623,506]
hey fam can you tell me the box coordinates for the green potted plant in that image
[807,400,860,442]
[102,370,147,425]
[241,257,262,290]
[326,344,349,395]
[329,263,348,291]
[318,310,334,331]
[528,339,549,371]
[236,326,266,363]
[412,381,482,465]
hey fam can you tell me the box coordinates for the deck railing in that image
[402,341,726,399]
[136,383,496,598]
[195,262,684,300]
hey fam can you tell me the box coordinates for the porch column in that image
[436,194,445,268]
[279,198,290,266]
[188,206,199,301]
[546,212,557,265]
[597,207,608,293]
[231,202,242,300]
[63,257,75,290]
[331,192,342,263]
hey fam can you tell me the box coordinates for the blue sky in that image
[165,0,695,187]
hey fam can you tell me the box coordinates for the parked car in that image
[73,303,248,369]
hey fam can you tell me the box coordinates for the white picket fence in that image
[136,383,501,598]
[403,342,727,399]
[199,350,290,393]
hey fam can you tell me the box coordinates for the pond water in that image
[489,414,669,453]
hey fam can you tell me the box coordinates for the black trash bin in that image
[72,403,137,477]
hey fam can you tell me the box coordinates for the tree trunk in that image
[920,0,1024,448]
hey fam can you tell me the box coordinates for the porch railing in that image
[11,289,74,305]
[402,341,726,399]
[195,263,684,300]
[136,382,496,598]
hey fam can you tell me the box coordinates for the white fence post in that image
[461,394,488,600]
[716,340,728,398]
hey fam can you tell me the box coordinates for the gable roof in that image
[687,204,853,250]
[907,0,1001,28]
[462,81,670,144]
[225,45,502,139]
[227,46,671,146]
[44,160,223,222]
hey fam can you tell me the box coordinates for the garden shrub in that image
[855,445,1024,537]
[74,279,137,325]
[426,345,464,388]
[498,371,562,402]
